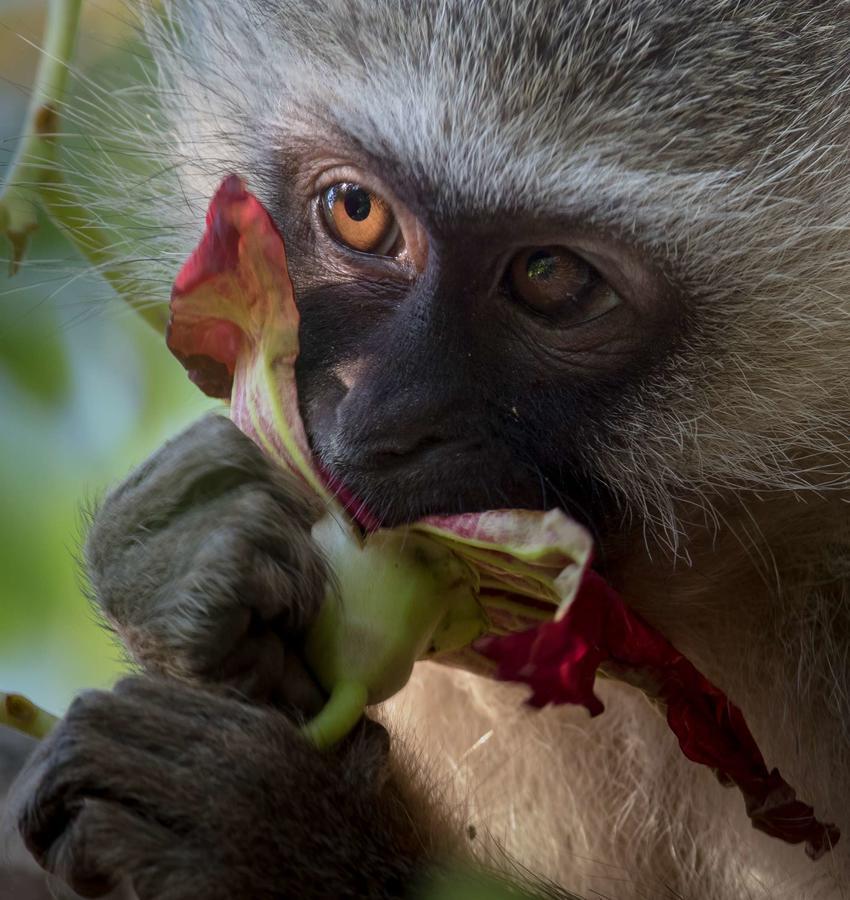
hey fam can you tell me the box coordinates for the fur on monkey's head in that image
[75,0,850,555]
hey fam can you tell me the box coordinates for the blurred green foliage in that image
[0,0,214,713]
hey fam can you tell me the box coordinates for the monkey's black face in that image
[272,155,681,531]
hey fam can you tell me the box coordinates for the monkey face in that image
[267,161,682,531]
[142,0,849,554]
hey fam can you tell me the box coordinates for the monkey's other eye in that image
[320,182,400,255]
[508,247,620,321]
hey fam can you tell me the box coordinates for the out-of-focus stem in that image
[0,692,58,740]
[1,0,83,273]
[0,0,167,331]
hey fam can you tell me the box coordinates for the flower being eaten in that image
[167,175,839,858]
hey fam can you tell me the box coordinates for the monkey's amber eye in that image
[320,183,400,255]
[508,247,603,317]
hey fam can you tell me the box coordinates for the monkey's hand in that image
[85,413,327,711]
[13,677,424,900]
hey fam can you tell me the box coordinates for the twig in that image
[0,692,58,740]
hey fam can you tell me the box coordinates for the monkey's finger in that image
[187,495,325,626]
[45,798,170,899]
[115,648,345,736]
[19,747,178,868]
[216,639,326,715]
[106,488,326,658]
[65,686,233,753]
[115,676,327,744]
[17,701,210,863]
[91,414,318,546]
[102,414,271,518]
[219,484,326,614]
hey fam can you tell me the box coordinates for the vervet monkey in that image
[8,1,850,898]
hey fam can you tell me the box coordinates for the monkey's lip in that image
[319,455,549,529]
[344,437,488,478]
[316,439,610,536]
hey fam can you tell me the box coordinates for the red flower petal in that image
[476,570,840,858]
[167,175,381,530]
[167,174,290,398]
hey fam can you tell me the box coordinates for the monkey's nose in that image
[345,425,480,471]
[364,429,451,460]
[331,386,478,471]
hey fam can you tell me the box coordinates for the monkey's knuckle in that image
[228,484,288,530]
[23,739,93,831]
[49,799,137,898]
[187,412,242,445]
[190,523,254,578]
[224,476,320,538]
[158,414,234,466]
[248,555,313,621]
[267,471,325,525]
[300,540,329,596]
[177,416,267,475]
[238,491,323,568]
[112,674,151,699]
[274,543,327,614]
[66,688,113,723]
[133,863,197,900]
[17,799,54,866]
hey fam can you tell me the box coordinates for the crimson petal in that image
[476,570,839,858]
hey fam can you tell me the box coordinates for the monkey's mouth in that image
[312,442,611,543]
[304,401,611,534]
[315,453,613,559]
[313,445,550,530]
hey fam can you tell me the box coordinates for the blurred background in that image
[0,0,214,713]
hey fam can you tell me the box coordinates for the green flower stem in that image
[300,681,368,750]
[0,692,59,740]
[0,0,166,331]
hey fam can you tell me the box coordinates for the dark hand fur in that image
[85,414,327,712]
[11,678,427,900]
[0,728,55,900]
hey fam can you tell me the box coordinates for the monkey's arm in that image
[13,678,574,900]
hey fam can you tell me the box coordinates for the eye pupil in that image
[320,181,400,256]
[344,187,371,221]
[526,250,557,281]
